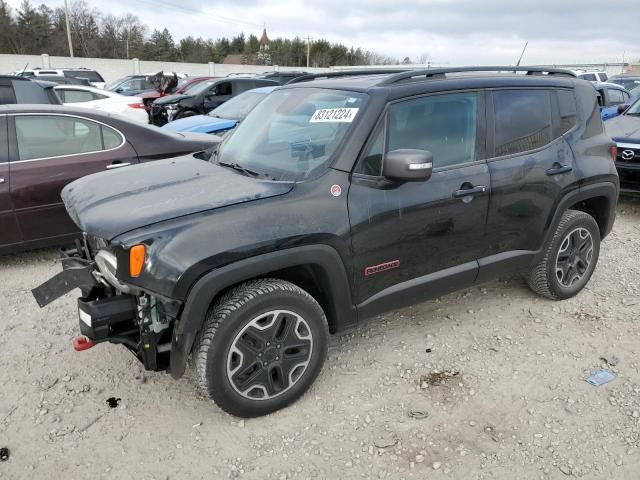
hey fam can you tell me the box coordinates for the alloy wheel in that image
[555,227,594,287]
[226,310,313,400]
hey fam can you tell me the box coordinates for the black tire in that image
[526,209,600,300]
[194,278,329,417]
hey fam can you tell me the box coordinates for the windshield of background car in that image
[184,81,215,96]
[106,77,131,90]
[217,88,368,180]
[625,96,640,115]
[208,91,268,120]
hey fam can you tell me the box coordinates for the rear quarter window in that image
[12,80,51,104]
[556,90,577,135]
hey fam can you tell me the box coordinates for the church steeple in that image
[259,28,270,51]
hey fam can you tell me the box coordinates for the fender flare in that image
[538,181,618,262]
[169,244,355,378]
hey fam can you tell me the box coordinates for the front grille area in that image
[150,105,168,126]
[616,145,640,164]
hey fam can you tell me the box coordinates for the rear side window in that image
[12,80,50,104]
[14,115,122,160]
[493,90,552,157]
[215,82,232,95]
[580,73,597,82]
[60,89,98,103]
[556,90,577,135]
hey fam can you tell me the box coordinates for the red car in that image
[139,77,218,113]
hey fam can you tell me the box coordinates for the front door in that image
[8,113,138,244]
[0,115,22,250]
[348,91,490,316]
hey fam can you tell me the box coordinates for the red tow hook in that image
[73,336,96,352]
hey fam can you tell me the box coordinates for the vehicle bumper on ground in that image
[32,247,179,372]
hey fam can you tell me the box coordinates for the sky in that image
[6,0,640,66]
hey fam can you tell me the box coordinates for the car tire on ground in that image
[526,209,601,300]
[194,278,329,417]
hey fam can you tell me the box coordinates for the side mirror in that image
[618,104,628,115]
[115,88,123,93]
[383,149,433,181]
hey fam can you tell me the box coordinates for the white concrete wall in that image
[0,54,329,83]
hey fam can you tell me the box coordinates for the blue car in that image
[163,86,277,135]
[595,83,632,121]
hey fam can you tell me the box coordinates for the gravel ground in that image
[1,198,639,480]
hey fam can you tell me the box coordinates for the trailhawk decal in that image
[310,107,359,123]
[364,260,400,277]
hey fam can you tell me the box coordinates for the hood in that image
[605,114,640,143]
[163,115,237,133]
[154,94,192,105]
[61,154,294,240]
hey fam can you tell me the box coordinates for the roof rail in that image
[286,69,412,84]
[378,66,576,85]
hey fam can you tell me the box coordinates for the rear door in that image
[479,88,578,280]
[8,113,139,243]
[0,115,22,249]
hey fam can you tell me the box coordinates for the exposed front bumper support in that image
[32,263,99,308]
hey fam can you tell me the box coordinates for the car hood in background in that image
[154,94,193,106]
[163,115,238,133]
[61,154,293,240]
[605,114,640,143]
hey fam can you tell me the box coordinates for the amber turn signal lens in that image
[129,244,146,277]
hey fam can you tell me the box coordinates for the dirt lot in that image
[1,198,639,480]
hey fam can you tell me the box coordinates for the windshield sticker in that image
[310,108,359,123]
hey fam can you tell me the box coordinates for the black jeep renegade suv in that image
[34,67,619,417]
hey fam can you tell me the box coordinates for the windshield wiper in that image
[217,160,262,177]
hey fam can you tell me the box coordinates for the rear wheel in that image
[194,278,329,417]
[527,209,600,300]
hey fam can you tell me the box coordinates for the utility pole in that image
[305,36,313,69]
[63,0,74,57]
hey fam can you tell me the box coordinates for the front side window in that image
[493,90,552,157]
[388,92,478,169]
[15,115,122,160]
[218,88,367,180]
[606,88,625,105]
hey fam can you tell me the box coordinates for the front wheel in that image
[527,209,601,300]
[194,278,329,417]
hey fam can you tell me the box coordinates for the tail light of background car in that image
[128,103,145,109]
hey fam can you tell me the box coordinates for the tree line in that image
[0,0,402,67]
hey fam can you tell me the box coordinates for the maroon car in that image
[0,104,218,254]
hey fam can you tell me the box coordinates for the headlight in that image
[165,104,179,110]
[95,250,131,293]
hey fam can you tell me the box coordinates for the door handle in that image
[106,162,132,170]
[546,164,572,176]
[453,185,487,198]
[0,178,4,184]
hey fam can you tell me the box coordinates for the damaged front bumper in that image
[32,247,179,372]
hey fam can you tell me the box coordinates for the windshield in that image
[183,80,215,96]
[217,88,367,180]
[625,96,640,115]
[208,91,269,120]
[613,78,640,90]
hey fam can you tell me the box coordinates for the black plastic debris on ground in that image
[0,447,9,462]
[106,397,121,409]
